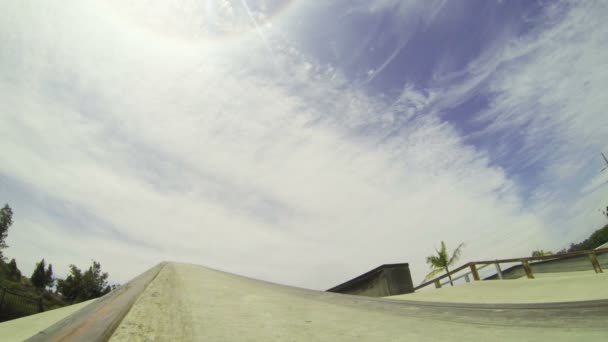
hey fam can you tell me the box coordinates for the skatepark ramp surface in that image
[390,271,608,304]
[0,262,606,341]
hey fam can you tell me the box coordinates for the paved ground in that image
[390,271,608,304]
[108,263,608,341]
[0,299,96,342]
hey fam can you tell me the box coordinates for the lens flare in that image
[104,0,298,45]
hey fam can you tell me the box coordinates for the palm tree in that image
[424,241,465,286]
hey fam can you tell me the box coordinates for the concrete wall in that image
[485,254,608,280]
[327,263,413,297]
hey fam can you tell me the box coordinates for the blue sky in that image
[1,0,607,289]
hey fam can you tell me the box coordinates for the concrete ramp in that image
[4,262,608,341]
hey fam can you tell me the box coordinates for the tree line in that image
[531,218,608,257]
[0,203,115,304]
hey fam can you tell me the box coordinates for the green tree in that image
[81,260,110,299]
[567,224,608,252]
[7,258,22,281]
[45,263,54,288]
[424,241,465,286]
[56,264,84,303]
[31,259,48,290]
[531,250,553,257]
[0,204,13,258]
[56,260,111,303]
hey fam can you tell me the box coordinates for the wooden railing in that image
[415,247,608,291]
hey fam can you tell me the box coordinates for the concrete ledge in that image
[25,262,166,342]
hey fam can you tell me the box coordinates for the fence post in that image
[434,279,442,288]
[494,262,504,280]
[0,288,6,312]
[522,260,534,279]
[464,274,470,283]
[588,253,603,273]
[469,264,480,281]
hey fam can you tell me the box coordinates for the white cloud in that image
[1,0,604,291]
[465,1,608,241]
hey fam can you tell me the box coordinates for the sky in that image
[1,0,607,290]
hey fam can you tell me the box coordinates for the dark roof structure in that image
[327,263,413,297]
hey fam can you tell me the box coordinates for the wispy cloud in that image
[461,1,608,239]
[0,0,605,289]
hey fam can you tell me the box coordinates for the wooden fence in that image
[415,248,608,291]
